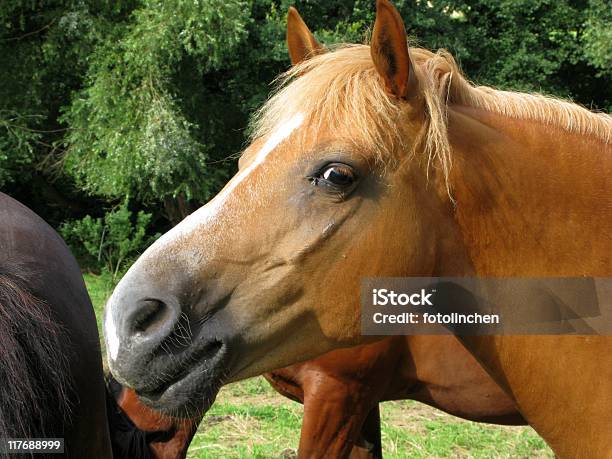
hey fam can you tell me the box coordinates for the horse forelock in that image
[250,45,405,167]
[250,43,611,190]
[0,261,72,442]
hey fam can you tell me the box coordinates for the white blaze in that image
[106,309,119,360]
[154,112,305,245]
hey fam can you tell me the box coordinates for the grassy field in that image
[85,272,553,459]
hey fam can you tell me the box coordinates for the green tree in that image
[61,0,249,222]
[60,200,157,280]
[0,0,137,224]
[1,0,609,250]
[582,0,612,81]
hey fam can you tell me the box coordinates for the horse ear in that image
[287,7,324,65]
[371,0,414,98]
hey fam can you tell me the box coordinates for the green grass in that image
[84,271,114,322]
[188,384,303,459]
[84,272,553,458]
[84,271,114,357]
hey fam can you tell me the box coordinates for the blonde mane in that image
[250,44,611,183]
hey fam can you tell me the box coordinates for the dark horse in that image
[0,192,200,458]
[0,191,112,458]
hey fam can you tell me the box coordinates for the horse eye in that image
[320,164,355,187]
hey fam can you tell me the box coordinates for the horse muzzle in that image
[104,270,233,417]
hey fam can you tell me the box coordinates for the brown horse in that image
[105,1,612,457]
[265,335,524,458]
[107,375,202,459]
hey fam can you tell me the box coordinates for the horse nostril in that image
[130,299,171,336]
[112,294,181,362]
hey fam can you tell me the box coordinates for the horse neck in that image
[442,105,611,277]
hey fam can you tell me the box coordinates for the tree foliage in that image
[0,0,610,268]
[62,0,250,205]
[60,200,157,279]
